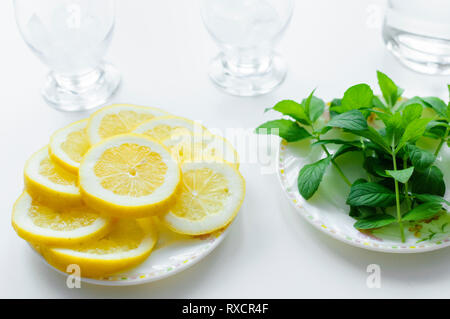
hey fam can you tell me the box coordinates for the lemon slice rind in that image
[24,147,82,208]
[163,133,240,168]
[49,119,89,174]
[12,192,112,246]
[162,161,245,235]
[87,104,170,145]
[133,115,207,142]
[79,134,181,218]
[39,219,158,278]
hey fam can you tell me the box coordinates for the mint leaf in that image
[352,126,391,154]
[414,194,450,206]
[297,156,332,200]
[401,103,423,128]
[255,119,311,142]
[404,144,435,171]
[268,100,310,125]
[377,71,403,107]
[402,202,443,222]
[333,144,360,159]
[347,182,398,207]
[386,167,414,184]
[354,214,396,229]
[341,84,374,111]
[421,97,447,118]
[411,166,446,196]
[302,95,325,123]
[364,157,391,177]
[327,110,368,131]
[395,118,431,153]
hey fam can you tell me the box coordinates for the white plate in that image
[31,224,229,286]
[277,137,450,253]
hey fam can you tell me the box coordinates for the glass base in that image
[208,53,287,97]
[383,26,450,75]
[42,62,121,112]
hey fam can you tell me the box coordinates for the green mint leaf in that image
[421,97,447,118]
[327,110,368,131]
[341,84,374,111]
[424,120,449,139]
[384,112,403,146]
[346,182,398,207]
[404,144,435,171]
[386,166,414,184]
[333,144,360,159]
[302,89,316,122]
[255,119,312,142]
[411,166,446,196]
[363,157,391,177]
[302,95,325,123]
[269,100,310,125]
[311,139,361,147]
[354,214,396,229]
[372,95,389,111]
[414,194,450,206]
[401,103,423,128]
[402,202,443,222]
[349,206,377,220]
[297,156,332,200]
[377,71,403,107]
[395,118,431,153]
[352,127,391,154]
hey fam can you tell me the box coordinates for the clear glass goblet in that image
[13,0,121,111]
[200,0,294,97]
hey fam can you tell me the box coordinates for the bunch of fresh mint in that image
[256,71,450,242]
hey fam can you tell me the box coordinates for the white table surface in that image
[2,0,450,299]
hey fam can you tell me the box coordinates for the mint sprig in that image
[256,71,449,243]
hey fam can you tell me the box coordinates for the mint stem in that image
[403,157,411,211]
[320,144,352,186]
[312,126,352,187]
[392,151,405,243]
[434,126,449,156]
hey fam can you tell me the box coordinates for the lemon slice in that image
[40,218,158,278]
[133,115,207,142]
[24,146,82,208]
[79,134,181,218]
[163,133,239,168]
[12,192,112,247]
[49,119,90,174]
[162,161,245,235]
[87,104,169,144]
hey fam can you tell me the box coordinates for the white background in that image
[2,0,450,298]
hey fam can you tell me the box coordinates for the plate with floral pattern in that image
[32,223,229,286]
[277,136,450,253]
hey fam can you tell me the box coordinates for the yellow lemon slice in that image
[40,218,158,278]
[87,104,169,144]
[24,146,82,208]
[133,115,207,143]
[49,119,90,174]
[162,161,245,235]
[79,134,181,218]
[12,192,112,247]
[163,133,239,168]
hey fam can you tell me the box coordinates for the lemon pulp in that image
[93,143,168,197]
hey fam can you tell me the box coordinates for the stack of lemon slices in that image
[12,104,245,279]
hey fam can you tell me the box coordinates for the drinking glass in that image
[13,0,121,111]
[383,0,450,75]
[200,0,294,96]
